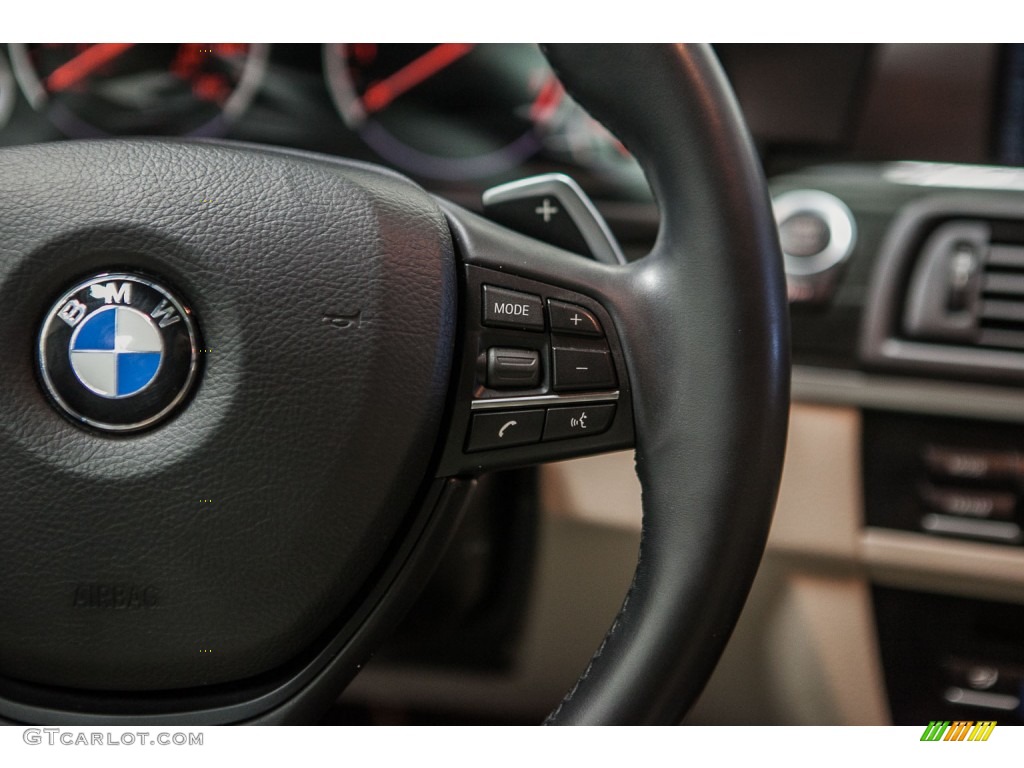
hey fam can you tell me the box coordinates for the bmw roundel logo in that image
[38,273,200,432]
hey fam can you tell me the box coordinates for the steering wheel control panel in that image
[437,265,634,475]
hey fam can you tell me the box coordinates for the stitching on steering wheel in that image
[546,511,648,723]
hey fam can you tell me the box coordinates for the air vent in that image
[902,220,1024,352]
[861,194,1024,382]
[902,220,988,345]
[978,244,1024,350]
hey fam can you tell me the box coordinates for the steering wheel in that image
[0,44,788,725]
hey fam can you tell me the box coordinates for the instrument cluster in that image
[0,44,646,198]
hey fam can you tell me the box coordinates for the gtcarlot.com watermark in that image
[23,728,203,747]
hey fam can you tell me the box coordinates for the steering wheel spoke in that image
[436,202,635,476]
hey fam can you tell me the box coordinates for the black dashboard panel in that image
[854,45,998,166]
[715,44,872,149]
[997,43,1024,166]
[721,44,1001,175]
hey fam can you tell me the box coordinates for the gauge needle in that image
[46,43,137,92]
[362,43,475,114]
[529,75,565,123]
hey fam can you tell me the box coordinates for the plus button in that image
[535,198,559,223]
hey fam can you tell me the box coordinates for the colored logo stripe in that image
[944,721,973,741]
[968,721,997,741]
[921,721,949,741]
[920,720,996,741]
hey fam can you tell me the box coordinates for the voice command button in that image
[543,404,616,441]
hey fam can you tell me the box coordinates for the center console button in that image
[923,446,1021,481]
[920,486,1017,520]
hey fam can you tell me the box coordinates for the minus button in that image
[552,347,616,391]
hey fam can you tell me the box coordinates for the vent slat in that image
[978,256,1024,351]
[983,272,1024,295]
[978,328,1024,350]
[987,244,1024,268]
[980,299,1024,322]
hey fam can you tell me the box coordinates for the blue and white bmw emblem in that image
[69,305,164,398]
[38,273,200,432]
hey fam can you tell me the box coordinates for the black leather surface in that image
[0,140,455,690]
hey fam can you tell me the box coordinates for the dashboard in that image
[3,42,1023,726]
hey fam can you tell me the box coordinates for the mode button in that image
[482,285,544,331]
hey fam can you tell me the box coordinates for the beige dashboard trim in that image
[863,527,1024,605]
[793,364,1024,424]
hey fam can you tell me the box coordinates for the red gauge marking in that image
[361,43,476,115]
[529,75,565,123]
[45,43,136,92]
[352,44,378,66]
[209,43,247,57]
[170,44,247,105]
[193,73,230,104]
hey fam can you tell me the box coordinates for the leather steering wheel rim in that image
[537,43,790,724]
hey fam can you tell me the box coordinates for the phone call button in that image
[466,409,545,452]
